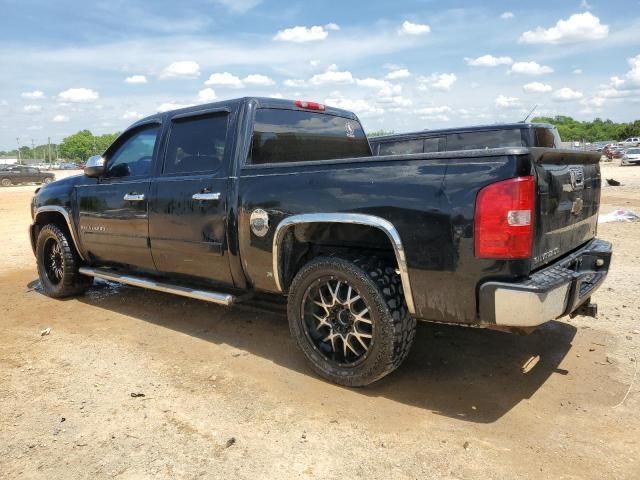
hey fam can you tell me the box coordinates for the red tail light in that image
[294,100,326,111]
[474,176,535,259]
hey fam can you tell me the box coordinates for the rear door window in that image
[163,113,228,175]
[423,137,441,153]
[249,109,371,165]
[534,127,560,148]
[378,139,423,155]
[445,130,524,150]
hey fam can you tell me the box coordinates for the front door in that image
[75,124,160,270]
[149,110,233,285]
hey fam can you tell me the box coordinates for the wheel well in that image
[32,212,75,252]
[278,222,398,292]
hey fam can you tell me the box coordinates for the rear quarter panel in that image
[237,151,532,324]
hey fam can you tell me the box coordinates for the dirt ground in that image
[1,165,639,480]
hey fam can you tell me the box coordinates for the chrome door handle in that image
[192,192,221,201]
[123,193,145,201]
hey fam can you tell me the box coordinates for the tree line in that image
[531,116,640,142]
[0,130,119,162]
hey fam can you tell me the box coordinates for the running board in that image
[78,267,236,306]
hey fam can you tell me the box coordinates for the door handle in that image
[192,192,221,201]
[123,193,145,201]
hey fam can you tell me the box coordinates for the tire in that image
[1,178,11,187]
[36,224,92,298]
[43,177,53,184]
[287,256,416,387]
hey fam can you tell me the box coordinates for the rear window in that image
[534,127,560,148]
[249,109,371,165]
[378,139,422,155]
[445,130,524,150]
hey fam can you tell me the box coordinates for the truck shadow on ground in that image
[46,279,576,424]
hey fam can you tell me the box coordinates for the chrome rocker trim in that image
[79,267,236,306]
[272,213,416,315]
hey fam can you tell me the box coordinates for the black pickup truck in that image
[29,97,612,386]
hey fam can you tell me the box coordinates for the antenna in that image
[521,105,538,123]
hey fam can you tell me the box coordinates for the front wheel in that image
[287,256,416,387]
[1,178,11,187]
[43,177,53,184]
[36,224,92,298]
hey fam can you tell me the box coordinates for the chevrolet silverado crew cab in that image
[29,97,612,386]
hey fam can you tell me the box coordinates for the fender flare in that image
[271,213,416,315]
[33,206,86,261]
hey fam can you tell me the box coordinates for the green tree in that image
[59,130,119,161]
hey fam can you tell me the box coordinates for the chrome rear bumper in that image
[479,238,612,327]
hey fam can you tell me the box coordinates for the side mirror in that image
[84,155,105,177]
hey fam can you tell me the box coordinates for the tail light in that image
[294,100,326,111]
[474,176,535,259]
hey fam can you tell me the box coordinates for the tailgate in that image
[531,148,602,269]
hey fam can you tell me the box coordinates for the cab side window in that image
[107,125,160,178]
[163,113,228,175]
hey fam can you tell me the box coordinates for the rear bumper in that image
[479,238,612,327]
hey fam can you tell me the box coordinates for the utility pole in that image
[31,138,35,161]
[16,137,21,164]
[48,137,52,163]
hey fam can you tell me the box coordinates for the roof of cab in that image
[128,96,359,131]
[369,122,557,143]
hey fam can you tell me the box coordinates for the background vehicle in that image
[621,147,640,165]
[28,97,611,386]
[1,166,55,186]
[619,137,640,148]
[369,122,561,155]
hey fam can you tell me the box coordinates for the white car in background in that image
[621,147,640,165]
[619,137,640,148]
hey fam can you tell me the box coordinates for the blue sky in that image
[1,0,640,149]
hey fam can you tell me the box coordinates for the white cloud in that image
[325,23,340,31]
[125,75,147,84]
[21,90,45,100]
[23,104,42,113]
[500,12,514,20]
[573,69,583,75]
[204,72,243,88]
[385,68,410,80]
[274,25,330,43]
[284,78,307,88]
[197,87,217,102]
[324,97,383,118]
[465,54,513,67]
[310,66,354,85]
[399,20,431,35]
[356,77,392,89]
[552,87,584,101]
[495,95,520,108]
[523,82,553,93]
[122,111,143,120]
[510,61,554,75]
[243,74,275,86]
[58,88,99,102]
[418,73,457,91]
[215,0,261,13]
[519,12,608,45]
[52,114,69,123]
[269,93,284,99]
[580,0,592,9]
[156,102,193,112]
[415,105,452,115]
[159,61,200,79]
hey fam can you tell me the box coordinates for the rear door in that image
[532,149,601,268]
[148,109,233,285]
[75,124,160,270]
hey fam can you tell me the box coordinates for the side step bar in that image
[78,267,236,306]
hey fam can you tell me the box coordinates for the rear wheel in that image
[1,178,11,187]
[36,224,92,298]
[287,256,416,387]
[43,177,53,184]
